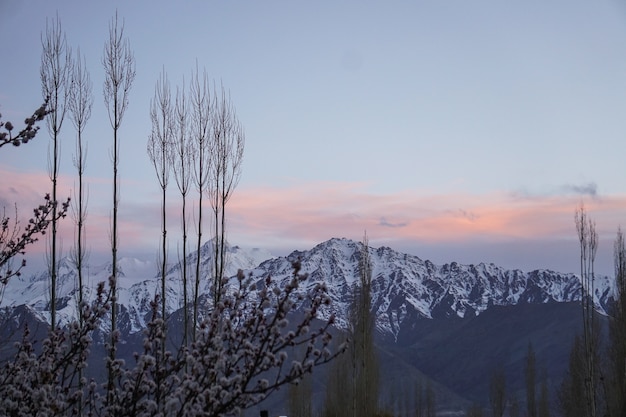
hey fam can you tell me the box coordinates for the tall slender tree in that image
[68,46,93,326]
[208,84,244,305]
[189,64,212,339]
[40,13,72,330]
[148,68,172,344]
[575,204,600,417]
[171,80,192,346]
[67,47,92,415]
[323,234,379,417]
[102,9,135,400]
[607,227,626,417]
[351,232,379,417]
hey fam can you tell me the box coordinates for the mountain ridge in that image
[1,237,614,340]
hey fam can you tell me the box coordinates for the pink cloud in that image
[0,166,157,265]
[227,182,624,242]
[3,168,626,274]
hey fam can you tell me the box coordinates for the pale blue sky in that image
[1,0,626,275]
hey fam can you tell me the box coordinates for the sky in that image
[1,0,626,276]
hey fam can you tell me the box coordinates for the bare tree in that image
[575,204,600,417]
[607,227,626,417]
[67,46,92,416]
[68,46,93,327]
[208,83,245,305]
[148,69,173,345]
[171,80,193,347]
[189,64,212,340]
[40,13,72,330]
[102,8,135,401]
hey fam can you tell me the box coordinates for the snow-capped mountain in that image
[0,237,614,339]
[245,238,613,338]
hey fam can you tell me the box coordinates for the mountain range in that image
[0,237,615,415]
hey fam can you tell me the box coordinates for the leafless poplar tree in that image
[575,204,599,417]
[171,80,193,346]
[68,47,93,326]
[189,65,212,339]
[102,9,135,400]
[208,84,245,305]
[148,69,172,343]
[607,228,626,416]
[40,13,72,330]
[67,48,92,416]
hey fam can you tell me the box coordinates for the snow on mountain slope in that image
[2,240,273,332]
[1,237,613,339]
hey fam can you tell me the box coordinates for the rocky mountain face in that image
[0,237,614,413]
